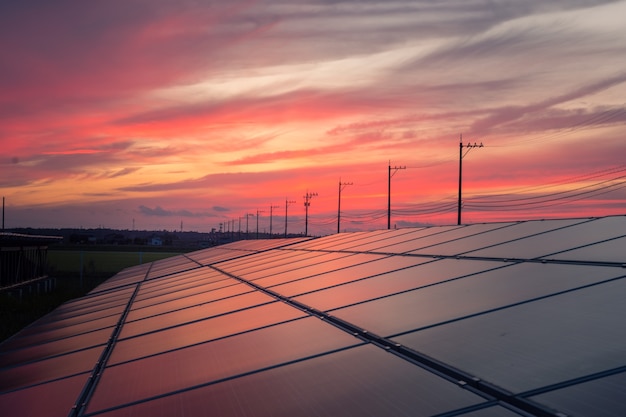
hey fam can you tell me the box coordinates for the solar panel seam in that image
[216,251,355,279]
[321,227,447,252]
[209,265,314,309]
[79,345,365,417]
[0,325,116,358]
[34,288,134,317]
[208,265,387,346]
[274,248,391,256]
[197,238,315,265]
[0,368,93,396]
[283,231,375,250]
[532,234,626,261]
[131,277,234,303]
[69,262,154,417]
[385,274,626,340]
[1,306,124,344]
[378,252,626,268]
[130,278,236,302]
[291,260,515,304]
[318,314,480,383]
[366,222,521,254]
[87,279,144,296]
[115,299,279,343]
[433,404,484,417]
[365,331,559,417]
[48,300,130,318]
[105,316,310,369]
[518,365,626,398]
[412,222,580,255]
[208,250,302,271]
[0,328,113,368]
[194,247,294,269]
[181,254,204,267]
[146,265,203,281]
[454,217,596,256]
[292,293,559,416]
[527,258,626,268]
[333,244,626,268]
[130,279,244,308]
[428,401,523,417]
[0,342,107,377]
[268,249,519,264]
[265,255,436,293]
[248,253,386,286]
[124,287,256,324]
[207,264,565,415]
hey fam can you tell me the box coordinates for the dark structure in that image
[0,232,62,293]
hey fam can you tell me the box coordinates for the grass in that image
[47,250,183,277]
[0,277,104,344]
[0,248,185,343]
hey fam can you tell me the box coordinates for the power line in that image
[470,164,626,200]
[467,174,626,207]
[467,184,626,212]
[466,178,626,211]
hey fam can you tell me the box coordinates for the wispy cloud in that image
[2,0,625,232]
[469,74,626,135]
[106,167,142,179]
[139,205,217,218]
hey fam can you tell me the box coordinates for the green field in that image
[1,249,187,342]
[48,249,183,277]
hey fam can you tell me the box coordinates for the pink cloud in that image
[2,1,625,233]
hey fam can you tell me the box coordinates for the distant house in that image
[149,236,163,246]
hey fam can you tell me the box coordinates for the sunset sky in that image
[2,0,625,235]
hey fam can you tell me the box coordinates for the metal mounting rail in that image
[209,265,562,417]
[68,262,154,417]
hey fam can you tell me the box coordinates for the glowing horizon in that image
[1,1,625,235]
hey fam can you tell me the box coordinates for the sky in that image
[2,0,625,236]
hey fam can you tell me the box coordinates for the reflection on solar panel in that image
[1,216,625,416]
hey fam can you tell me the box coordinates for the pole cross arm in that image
[458,135,485,225]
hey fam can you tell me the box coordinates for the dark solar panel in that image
[1,215,625,417]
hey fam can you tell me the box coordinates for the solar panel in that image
[1,215,625,417]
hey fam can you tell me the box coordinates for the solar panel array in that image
[1,216,625,417]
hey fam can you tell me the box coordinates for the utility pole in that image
[269,204,280,237]
[285,198,296,237]
[2,196,5,230]
[238,216,242,240]
[458,134,484,225]
[303,191,318,236]
[388,162,406,229]
[246,213,251,239]
[337,179,353,233]
[256,209,265,239]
